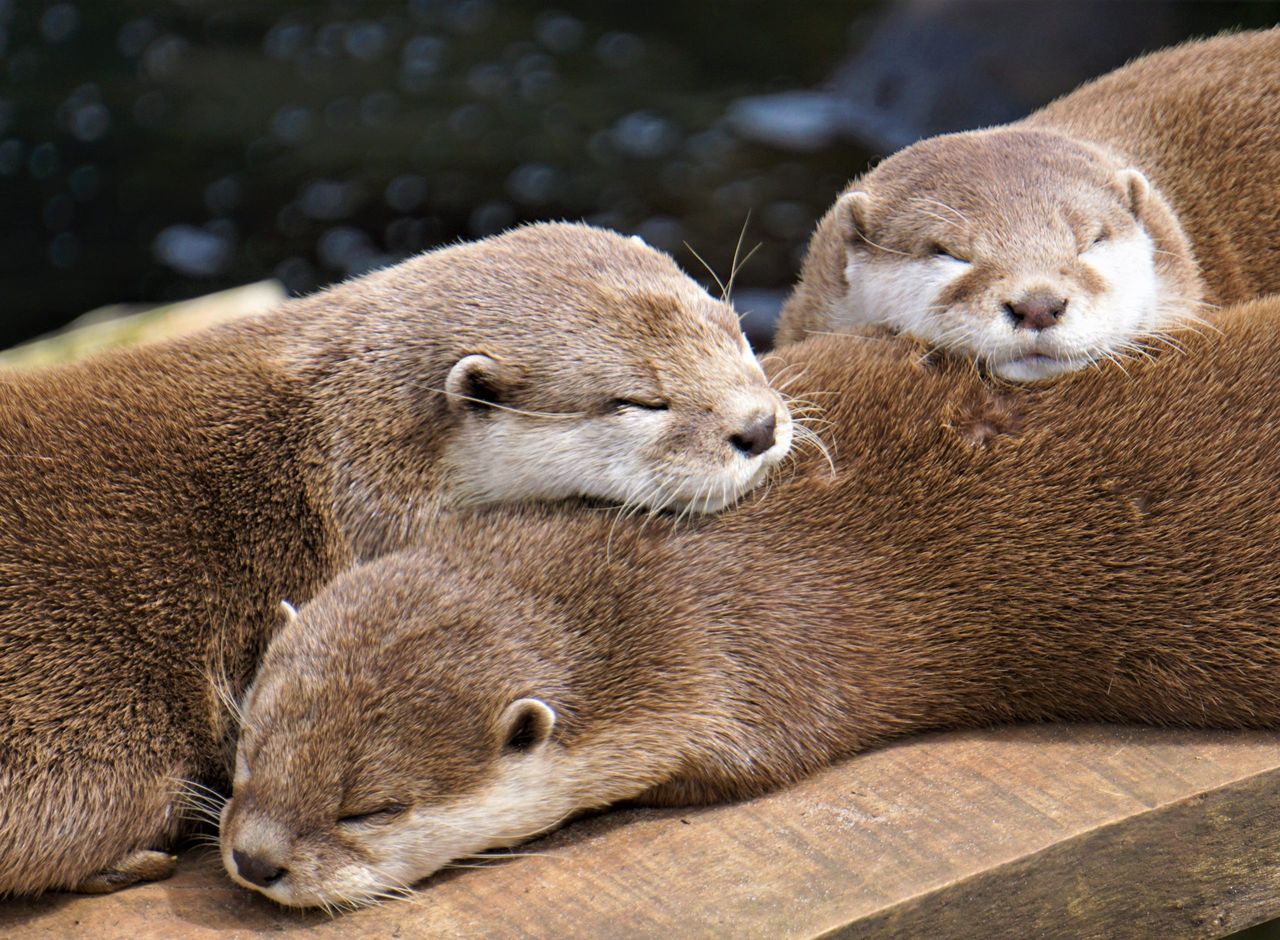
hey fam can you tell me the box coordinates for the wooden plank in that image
[4,724,1280,939]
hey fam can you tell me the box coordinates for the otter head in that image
[827,128,1201,381]
[221,561,589,909]
[315,223,793,559]
[435,225,793,513]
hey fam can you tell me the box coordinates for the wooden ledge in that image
[6,725,1280,939]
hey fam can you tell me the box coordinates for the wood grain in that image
[5,724,1280,939]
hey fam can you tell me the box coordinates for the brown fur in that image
[225,293,1280,905]
[777,28,1280,349]
[0,223,784,895]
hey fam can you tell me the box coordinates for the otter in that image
[224,294,1280,908]
[776,29,1280,380]
[0,223,790,895]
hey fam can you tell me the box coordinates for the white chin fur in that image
[442,409,793,514]
[989,354,1090,382]
[842,230,1165,381]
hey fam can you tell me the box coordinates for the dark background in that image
[3,0,1278,349]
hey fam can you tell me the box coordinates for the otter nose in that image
[232,849,286,888]
[729,414,777,459]
[1005,295,1067,331]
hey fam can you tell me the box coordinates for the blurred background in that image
[3,0,1279,351]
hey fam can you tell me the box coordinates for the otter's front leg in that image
[72,849,178,894]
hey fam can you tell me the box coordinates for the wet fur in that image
[228,295,1280,905]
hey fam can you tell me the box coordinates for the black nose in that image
[232,849,286,888]
[1005,295,1067,331]
[729,414,777,458]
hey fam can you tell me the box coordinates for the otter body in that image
[226,295,1280,907]
[777,29,1280,378]
[0,223,790,895]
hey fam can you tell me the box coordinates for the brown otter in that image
[223,293,1280,907]
[776,28,1280,380]
[0,223,790,895]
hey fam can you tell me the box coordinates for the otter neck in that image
[283,295,461,563]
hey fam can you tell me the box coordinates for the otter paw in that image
[73,849,178,894]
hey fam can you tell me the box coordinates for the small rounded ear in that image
[835,190,873,248]
[279,599,299,623]
[1117,168,1150,218]
[445,354,504,412]
[499,698,556,754]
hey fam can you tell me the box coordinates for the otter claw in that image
[73,849,178,894]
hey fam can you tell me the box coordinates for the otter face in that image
[220,582,586,909]
[439,254,793,513]
[829,131,1193,381]
[222,692,572,908]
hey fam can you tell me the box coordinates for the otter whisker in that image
[798,329,903,343]
[204,657,247,732]
[411,384,588,420]
[915,209,962,229]
[683,240,728,299]
[724,212,760,304]
[772,375,809,395]
[791,424,837,476]
[916,195,970,225]
[729,242,763,308]
[765,361,802,388]
[606,475,666,560]
[853,229,911,256]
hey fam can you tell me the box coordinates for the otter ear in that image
[1118,168,1150,218]
[279,599,299,623]
[445,354,505,412]
[499,698,556,754]
[835,190,873,249]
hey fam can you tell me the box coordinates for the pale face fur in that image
[222,712,579,908]
[824,129,1197,381]
[438,313,792,515]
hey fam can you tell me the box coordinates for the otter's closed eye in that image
[337,803,409,826]
[930,243,967,262]
[610,398,669,412]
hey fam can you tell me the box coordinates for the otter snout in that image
[730,413,778,458]
[232,849,286,888]
[1004,294,1068,331]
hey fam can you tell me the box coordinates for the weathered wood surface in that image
[6,724,1280,939]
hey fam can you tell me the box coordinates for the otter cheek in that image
[1081,230,1162,333]
[848,255,973,341]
